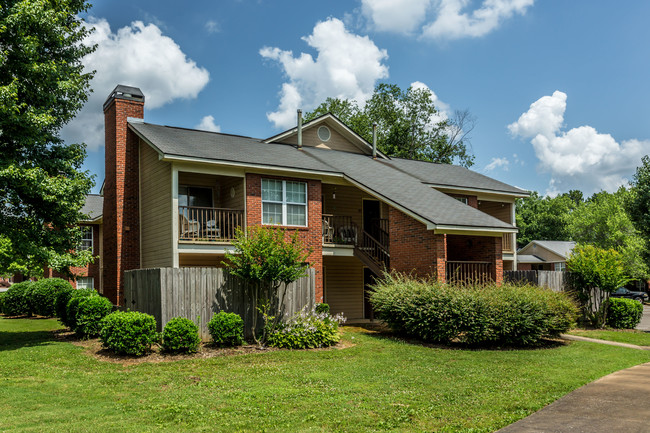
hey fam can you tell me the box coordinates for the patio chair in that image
[205,219,221,239]
[322,219,335,243]
[180,214,200,239]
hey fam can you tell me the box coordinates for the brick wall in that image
[388,206,446,281]
[245,173,324,301]
[47,223,101,289]
[103,97,143,305]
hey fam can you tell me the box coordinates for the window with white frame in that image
[454,197,469,205]
[261,179,307,226]
[80,226,93,252]
[555,262,566,272]
[76,277,94,289]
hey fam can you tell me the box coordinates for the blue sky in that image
[65,0,650,196]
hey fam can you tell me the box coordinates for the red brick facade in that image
[245,173,324,301]
[46,223,101,289]
[388,206,447,281]
[103,97,143,305]
[447,234,503,282]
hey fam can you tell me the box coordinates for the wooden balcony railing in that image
[446,261,493,285]
[358,230,390,270]
[502,233,514,253]
[179,206,244,242]
[322,214,358,245]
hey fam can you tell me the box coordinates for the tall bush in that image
[607,298,643,329]
[74,296,113,338]
[29,278,73,317]
[370,273,579,346]
[63,289,98,330]
[99,311,158,356]
[2,281,33,316]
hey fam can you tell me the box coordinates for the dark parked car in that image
[611,288,648,303]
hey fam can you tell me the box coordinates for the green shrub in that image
[208,312,244,347]
[74,296,114,338]
[268,306,345,349]
[370,273,579,347]
[607,298,643,329]
[2,281,33,316]
[99,311,158,356]
[55,287,75,323]
[29,278,73,317]
[315,303,330,314]
[63,289,99,329]
[0,291,5,315]
[161,317,201,353]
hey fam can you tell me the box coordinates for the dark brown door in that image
[363,200,381,238]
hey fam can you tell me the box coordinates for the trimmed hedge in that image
[63,289,99,330]
[161,317,201,353]
[2,281,33,316]
[370,274,579,346]
[29,278,73,317]
[0,291,5,315]
[208,312,244,347]
[607,298,643,329]
[268,307,344,349]
[74,296,114,338]
[99,311,158,356]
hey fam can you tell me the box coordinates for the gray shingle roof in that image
[81,194,103,221]
[517,255,545,264]
[531,241,576,259]
[129,122,518,230]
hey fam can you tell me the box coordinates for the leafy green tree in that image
[569,188,647,279]
[0,0,95,277]
[515,191,580,246]
[225,226,312,345]
[566,245,630,328]
[305,83,475,167]
[628,155,650,259]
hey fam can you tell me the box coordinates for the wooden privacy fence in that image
[504,270,567,292]
[123,267,315,340]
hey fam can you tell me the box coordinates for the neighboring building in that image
[99,84,528,319]
[44,194,104,290]
[517,240,576,271]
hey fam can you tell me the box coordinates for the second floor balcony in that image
[179,206,245,242]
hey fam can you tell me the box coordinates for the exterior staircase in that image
[353,229,389,276]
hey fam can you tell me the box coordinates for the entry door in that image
[363,200,381,238]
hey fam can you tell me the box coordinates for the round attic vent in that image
[317,126,331,142]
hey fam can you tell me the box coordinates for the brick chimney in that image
[102,85,144,305]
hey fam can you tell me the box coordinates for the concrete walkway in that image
[498,353,650,432]
[636,304,650,331]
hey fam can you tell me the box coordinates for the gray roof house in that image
[517,241,577,271]
[99,84,529,318]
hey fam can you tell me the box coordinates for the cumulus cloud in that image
[361,0,431,34]
[196,115,221,133]
[484,157,510,172]
[509,91,650,194]
[260,18,389,129]
[360,0,534,40]
[410,80,450,124]
[61,18,210,150]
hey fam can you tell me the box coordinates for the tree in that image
[515,191,580,246]
[566,245,630,328]
[305,83,475,167]
[225,226,312,345]
[569,188,647,280]
[628,155,650,260]
[0,0,95,277]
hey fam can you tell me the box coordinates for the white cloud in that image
[205,20,220,34]
[484,157,510,172]
[260,18,389,129]
[410,80,450,124]
[422,0,535,40]
[361,0,431,34]
[61,18,210,150]
[509,91,650,194]
[196,115,221,133]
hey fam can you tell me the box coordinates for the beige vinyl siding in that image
[284,125,366,154]
[518,244,565,263]
[219,177,245,209]
[478,201,512,224]
[322,184,375,229]
[140,141,173,267]
[178,173,244,209]
[324,256,364,319]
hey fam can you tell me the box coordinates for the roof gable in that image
[264,113,386,157]
[518,241,576,260]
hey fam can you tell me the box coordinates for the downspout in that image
[297,109,303,149]
[372,123,377,159]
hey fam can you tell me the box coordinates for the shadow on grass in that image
[0,329,59,352]
[349,324,568,351]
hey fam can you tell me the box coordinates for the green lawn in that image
[1,318,649,432]
[567,329,650,346]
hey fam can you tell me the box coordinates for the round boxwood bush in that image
[370,274,579,347]
[99,311,158,356]
[2,281,33,316]
[64,289,99,330]
[208,312,244,347]
[74,296,114,338]
[607,297,643,329]
[29,278,73,317]
[161,317,201,353]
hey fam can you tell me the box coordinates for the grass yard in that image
[567,329,650,346]
[1,318,649,432]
